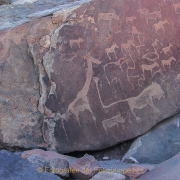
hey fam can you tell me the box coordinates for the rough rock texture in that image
[27,154,47,168]
[123,113,180,164]
[1,0,180,153]
[27,0,180,153]
[0,0,11,5]
[21,149,76,163]
[137,153,180,180]
[124,164,151,180]
[69,154,100,179]
[49,158,70,179]
[90,172,127,180]
[0,150,62,180]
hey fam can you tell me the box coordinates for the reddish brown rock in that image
[21,149,76,163]
[26,0,180,153]
[1,0,180,153]
[69,154,100,179]
[137,153,180,180]
[125,164,154,180]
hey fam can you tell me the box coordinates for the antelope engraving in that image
[154,20,169,35]
[67,53,101,126]
[98,12,119,30]
[94,78,164,121]
[105,43,119,60]
[162,56,176,70]
[145,11,161,24]
[102,114,125,135]
[141,62,159,76]
[173,2,180,13]
[161,43,173,56]
[126,16,137,25]
[69,38,84,48]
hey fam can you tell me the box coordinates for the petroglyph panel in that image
[27,0,180,153]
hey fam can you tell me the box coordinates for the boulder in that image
[49,158,70,179]
[1,0,180,153]
[137,153,180,180]
[123,113,180,164]
[0,150,62,180]
[21,149,76,163]
[0,0,11,5]
[27,0,180,153]
[90,172,127,180]
[124,164,154,180]
[27,154,47,168]
[69,154,100,179]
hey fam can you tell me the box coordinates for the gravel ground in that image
[0,0,90,30]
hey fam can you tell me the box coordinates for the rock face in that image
[138,153,180,180]
[0,0,11,5]
[1,0,180,153]
[0,150,62,180]
[123,113,180,164]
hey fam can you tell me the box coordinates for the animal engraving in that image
[69,38,84,48]
[138,8,149,18]
[132,26,142,44]
[126,16,137,25]
[161,43,173,56]
[141,62,159,76]
[145,11,161,24]
[142,39,160,61]
[102,114,125,135]
[154,20,169,34]
[103,57,127,85]
[105,43,119,60]
[67,53,101,126]
[173,2,180,13]
[94,78,164,121]
[98,12,119,30]
[162,56,176,71]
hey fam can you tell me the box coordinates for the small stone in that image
[103,156,109,160]
[49,158,69,179]
[69,154,100,180]
[124,164,150,180]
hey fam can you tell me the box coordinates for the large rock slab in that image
[27,0,180,153]
[137,153,180,180]
[0,150,62,180]
[123,113,180,164]
[21,149,76,163]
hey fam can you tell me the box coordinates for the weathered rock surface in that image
[69,154,100,179]
[49,158,70,179]
[27,0,180,153]
[124,164,153,180]
[21,149,76,163]
[1,0,180,153]
[90,172,127,180]
[123,113,180,164]
[137,153,180,180]
[0,150,62,180]
[0,0,11,5]
[27,154,47,168]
